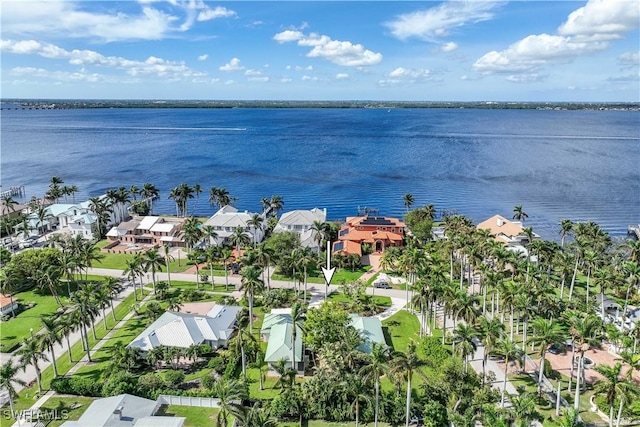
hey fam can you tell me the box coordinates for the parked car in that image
[409,415,424,426]
[374,281,391,289]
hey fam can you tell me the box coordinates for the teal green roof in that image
[264,322,302,363]
[349,314,386,354]
[260,313,292,335]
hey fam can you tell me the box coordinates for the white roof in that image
[137,216,160,231]
[204,205,259,228]
[277,208,326,227]
[150,223,175,233]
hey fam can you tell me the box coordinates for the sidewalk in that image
[11,292,154,427]
[0,284,137,409]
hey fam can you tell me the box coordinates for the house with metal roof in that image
[332,215,405,256]
[60,394,184,427]
[202,205,265,247]
[349,314,386,354]
[128,305,242,352]
[259,309,293,342]
[264,322,304,373]
[273,208,327,251]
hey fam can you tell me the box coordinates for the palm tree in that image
[559,219,574,248]
[192,183,202,215]
[290,302,305,372]
[182,216,203,251]
[163,243,174,288]
[391,341,421,427]
[478,317,506,384]
[403,193,414,212]
[202,224,219,247]
[187,250,205,288]
[566,312,603,410]
[141,182,159,214]
[212,377,247,427]
[247,214,264,247]
[360,342,389,427]
[230,226,251,257]
[268,195,284,217]
[529,317,566,395]
[38,314,63,378]
[494,337,524,408]
[593,362,637,427]
[16,337,48,394]
[0,359,26,418]
[240,265,264,334]
[124,256,144,301]
[143,248,165,295]
[453,323,478,373]
[209,187,233,209]
[220,248,233,291]
[512,205,528,223]
[70,287,98,362]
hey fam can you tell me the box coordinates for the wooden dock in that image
[0,185,25,198]
[628,224,640,239]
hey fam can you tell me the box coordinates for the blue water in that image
[1,107,639,240]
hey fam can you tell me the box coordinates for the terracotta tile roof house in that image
[332,215,405,256]
[476,214,539,246]
[0,294,18,316]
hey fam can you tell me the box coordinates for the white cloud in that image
[618,51,640,67]
[273,30,382,67]
[1,0,236,42]
[385,1,504,41]
[558,0,639,41]
[198,54,208,61]
[379,67,433,86]
[608,72,640,81]
[11,66,104,83]
[294,65,313,71]
[302,75,318,81]
[505,73,546,83]
[248,76,269,82]
[473,0,640,82]
[440,42,458,52]
[1,39,205,78]
[197,6,236,22]
[473,34,607,73]
[244,69,262,76]
[280,77,292,83]
[219,57,244,71]
[335,73,350,80]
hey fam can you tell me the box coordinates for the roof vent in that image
[496,218,504,227]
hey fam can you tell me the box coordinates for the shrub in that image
[208,354,227,374]
[138,373,165,392]
[163,370,185,388]
[51,377,102,397]
[420,336,450,367]
[201,374,216,391]
[101,371,139,396]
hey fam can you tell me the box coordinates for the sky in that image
[1,0,639,102]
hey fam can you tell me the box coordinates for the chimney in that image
[496,218,504,227]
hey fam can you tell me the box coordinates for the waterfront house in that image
[476,214,540,247]
[105,215,186,251]
[128,304,242,352]
[332,215,405,256]
[60,393,184,427]
[202,205,265,246]
[273,208,327,252]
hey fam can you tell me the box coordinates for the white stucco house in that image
[273,208,327,251]
[202,205,265,246]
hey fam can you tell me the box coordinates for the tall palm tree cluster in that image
[1,274,121,412]
[374,205,640,425]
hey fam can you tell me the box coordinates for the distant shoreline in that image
[1,99,639,111]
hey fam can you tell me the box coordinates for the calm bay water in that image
[1,107,639,240]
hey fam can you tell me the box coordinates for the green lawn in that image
[381,310,420,352]
[5,290,148,417]
[94,239,189,273]
[273,266,371,285]
[155,405,223,427]
[0,290,70,352]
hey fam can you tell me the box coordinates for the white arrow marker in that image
[321,240,335,285]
